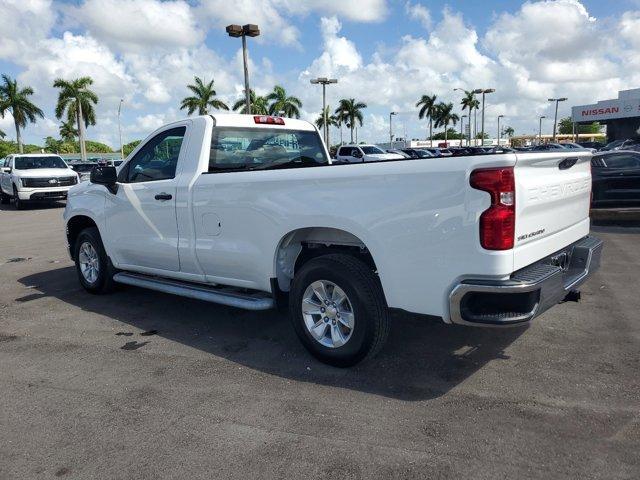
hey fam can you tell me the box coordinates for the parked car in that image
[63,114,601,366]
[591,151,640,209]
[336,144,404,163]
[578,141,604,150]
[1,154,79,209]
[400,148,434,159]
[561,142,596,153]
[421,147,452,157]
[386,149,412,159]
[531,143,568,151]
[68,161,98,182]
[600,139,627,151]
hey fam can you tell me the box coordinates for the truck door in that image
[104,126,187,271]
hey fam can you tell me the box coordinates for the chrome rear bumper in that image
[449,236,603,326]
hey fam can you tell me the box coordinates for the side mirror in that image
[0,167,9,173]
[90,166,117,190]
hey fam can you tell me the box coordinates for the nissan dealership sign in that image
[572,89,640,122]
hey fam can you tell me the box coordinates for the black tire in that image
[289,254,389,367]
[0,189,9,204]
[13,185,25,210]
[74,227,116,294]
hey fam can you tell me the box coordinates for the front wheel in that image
[0,188,10,204]
[74,227,115,294]
[289,254,389,367]
[13,185,25,210]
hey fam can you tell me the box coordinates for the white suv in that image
[336,144,404,163]
[1,154,79,209]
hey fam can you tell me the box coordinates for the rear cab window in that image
[208,128,328,172]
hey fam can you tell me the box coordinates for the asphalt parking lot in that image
[0,203,639,479]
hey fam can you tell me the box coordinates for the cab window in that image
[120,127,186,183]
[209,128,327,172]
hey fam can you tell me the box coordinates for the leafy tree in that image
[180,76,229,115]
[433,128,463,140]
[59,120,78,142]
[558,117,603,135]
[315,106,338,129]
[0,75,44,153]
[475,132,489,139]
[53,76,98,161]
[123,140,141,156]
[0,128,4,138]
[232,89,269,114]
[84,140,113,153]
[44,136,62,153]
[433,102,460,145]
[502,126,515,138]
[335,98,366,143]
[267,85,302,118]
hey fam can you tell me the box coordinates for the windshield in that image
[14,156,67,170]
[209,127,328,172]
[360,146,385,155]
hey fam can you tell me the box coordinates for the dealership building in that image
[572,88,640,141]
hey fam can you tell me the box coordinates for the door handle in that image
[154,193,172,201]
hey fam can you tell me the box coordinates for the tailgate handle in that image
[558,157,578,170]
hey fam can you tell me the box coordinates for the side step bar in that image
[112,272,275,311]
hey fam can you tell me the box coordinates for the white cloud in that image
[68,0,203,51]
[405,1,432,29]
[0,0,55,59]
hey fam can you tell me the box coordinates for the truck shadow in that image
[18,266,526,401]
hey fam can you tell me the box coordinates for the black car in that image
[591,151,640,209]
[400,148,434,159]
[578,141,604,150]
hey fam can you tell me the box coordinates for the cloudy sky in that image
[1,0,639,147]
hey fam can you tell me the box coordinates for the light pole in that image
[389,111,397,145]
[117,99,124,159]
[497,114,504,146]
[473,88,495,146]
[310,77,338,147]
[226,24,260,114]
[460,114,467,146]
[539,115,546,144]
[548,97,567,142]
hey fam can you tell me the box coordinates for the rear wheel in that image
[74,227,115,294]
[0,189,9,204]
[289,254,389,367]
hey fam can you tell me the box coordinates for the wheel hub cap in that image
[78,242,99,284]
[302,280,354,348]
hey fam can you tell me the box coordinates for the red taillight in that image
[253,115,285,125]
[470,167,515,250]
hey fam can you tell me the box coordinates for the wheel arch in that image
[66,215,99,261]
[273,227,379,293]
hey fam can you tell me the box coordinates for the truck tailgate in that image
[513,151,592,271]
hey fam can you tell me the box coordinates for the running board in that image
[112,272,274,311]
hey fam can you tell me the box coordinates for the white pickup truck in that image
[1,154,79,209]
[63,114,602,366]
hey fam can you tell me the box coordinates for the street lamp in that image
[117,99,124,159]
[226,24,260,114]
[548,97,567,142]
[310,77,338,147]
[460,114,467,146]
[538,115,546,145]
[497,114,504,146]
[473,88,495,146]
[389,111,397,145]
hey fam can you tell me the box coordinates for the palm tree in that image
[266,85,302,118]
[416,94,437,147]
[180,76,229,115]
[53,77,98,161]
[59,120,78,143]
[335,98,366,143]
[433,102,460,146]
[0,128,5,139]
[503,126,514,137]
[460,91,477,145]
[232,89,269,114]
[0,75,44,153]
[315,106,339,145]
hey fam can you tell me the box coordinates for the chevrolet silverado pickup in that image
[63,114,602,366]
[1,154,79,209]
